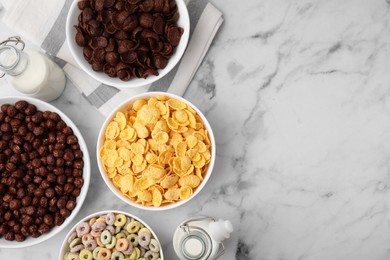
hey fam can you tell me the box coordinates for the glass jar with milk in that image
[0,36,65,102]
[173,216,233,260]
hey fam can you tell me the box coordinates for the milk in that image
[0,44,66,102]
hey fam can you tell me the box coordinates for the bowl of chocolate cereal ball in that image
[59,210,164,260]
[96,92,216,211]
[66,0,190,88]
[0,97,90,248]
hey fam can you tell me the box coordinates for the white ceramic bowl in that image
[59,210,164,259]
[66,0,190,89]
[0,96,90,248]
[97,92,216,211]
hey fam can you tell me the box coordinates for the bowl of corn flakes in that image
[96,92,215,210]
[59,210,164,259]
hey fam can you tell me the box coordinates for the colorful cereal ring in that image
[92,222,106,232]
[115,238,129,251]
[126,221,141,234]
[76,222,90,237]
[114,214,126,227]
[65,252,79,260]
[105,213,115,226]
[84,239,97,251]
[100,230,112,245]
[149,239,160,253]
[127,234,138,247]
[106,236,117,250]
[97,248,111,260]
[110,251,124,260]
[138,232,151,248]
[79,249,92,260]
[92,247,101,259]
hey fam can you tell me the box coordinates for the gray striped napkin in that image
[0,0,223,116]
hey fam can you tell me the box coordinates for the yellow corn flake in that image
[181,128,195,138]
[167,98,187,110]
[130,142,145,155]
[118,148,132,161]
[195,122,203,130]
[196,141,207,153]
[195,168,203,180]
[132,160,147,174]
[134,177,154,191]
[193,131,205,141]
[138,104,160,125]
[179,186,193,200]
[167,118,179,130]
[147,97,158,106]
[164,188,180,201]
[158,150,173,165]
[147,138,158,152]
[116,140,132,149]
[105,121,120,140]
[117,165,133,175]
[104,140,117,150]
[203,150,211,162]
[137,190,152,202]
[186,110,197,129]
[152,189,162,207]
[186,105,196,115]
[114,112,127,130]
[155,101,167,116]
[175,142,187,157]
[133,121,149,139]
[193,156,206,169]
[186,135,198,149]
[107,167,117,178]
[144,164,166,180]
[114,157,124,167]
[154,131,169,144]
[156,95,169,101]
[145,152,158,164]
[102,154,116,168]
[173,126,189,133]
[192,152,201,162]
[133,99,147,111]
[119,175,134,193]
[160,175,179,189]
[119,127,136,141]
[179,175,201,189]
[172,110,189,126]
[131,154,144,166]
[180,156,192,171]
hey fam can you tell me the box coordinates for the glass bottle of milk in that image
[0,37,65,102]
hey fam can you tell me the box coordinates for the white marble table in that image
[2,0,390,259]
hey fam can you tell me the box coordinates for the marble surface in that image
[2,0,390,259]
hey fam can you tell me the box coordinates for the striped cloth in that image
[0,0,223,116]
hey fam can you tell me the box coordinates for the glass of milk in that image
[0,37,66,102]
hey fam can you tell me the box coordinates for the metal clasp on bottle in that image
[0,36,25,78]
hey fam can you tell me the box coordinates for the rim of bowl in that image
[96,92,216,211]
[0,96,91,248]
[65,0,190,89]
[58,209,164,260]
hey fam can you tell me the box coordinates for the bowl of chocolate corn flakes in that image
[59,210,164,260]
[66,0,190,88]
[0,97,90,248]
[96,92,215,211]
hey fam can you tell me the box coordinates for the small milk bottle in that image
[0,37,66,102]
[173,216,233,260]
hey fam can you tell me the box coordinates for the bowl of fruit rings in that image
[59,210,163,260]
